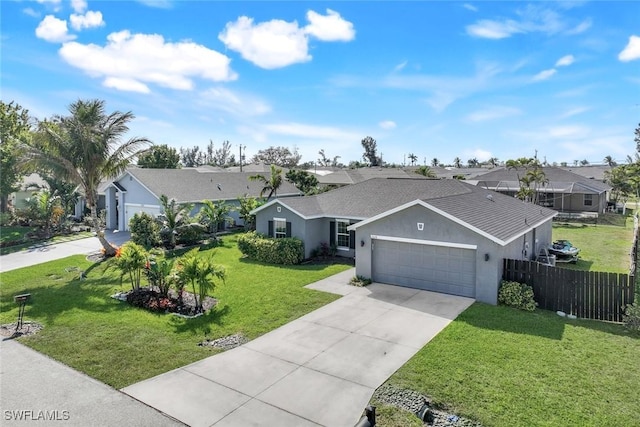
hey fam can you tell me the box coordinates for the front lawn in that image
[552,217,635,273]
[0,226,36,244]
[0,226,93,255]
[0,234,350,389]
[374,303,640,427]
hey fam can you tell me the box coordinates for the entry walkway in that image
[123,269,474,426]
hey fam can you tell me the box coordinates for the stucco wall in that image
[117,174,161,206]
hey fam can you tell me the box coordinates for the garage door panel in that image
[372,239,476,298]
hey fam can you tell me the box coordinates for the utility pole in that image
[239,145,245,172]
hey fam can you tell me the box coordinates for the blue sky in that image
[2,0,639,166]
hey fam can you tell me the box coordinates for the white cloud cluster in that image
[466,5,591,39]
[555,54,575,67]
[59,30,237,93]
[619,35,640,62]
[34,0,105,43]
[219,9,355,69]
[467,106,521,122]
[199,87,271,116]
[533,54,575,82]
[378,120,397,130]
[35,15,76,43]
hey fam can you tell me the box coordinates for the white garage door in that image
[372,237,476,298]
[124,203,161,231]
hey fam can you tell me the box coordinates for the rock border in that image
[0,321,44,339]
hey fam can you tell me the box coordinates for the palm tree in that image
[488,157,499,168]
[431,158,439,167]
[22,99,150,256]
[603,155,617,167]
[249,164,283,200]
[415,165,437,178]
[453,157,462,168]
[197,199,232,238]
[157,194,193,248]
[408,153,418,166]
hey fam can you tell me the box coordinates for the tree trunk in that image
[90,197,116,257]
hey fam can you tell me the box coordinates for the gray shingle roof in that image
[267,178,556,243]
[123,168,301,202]
[473,167,611,193]
[311,168,416,185]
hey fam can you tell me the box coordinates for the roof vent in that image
[486,194,494,202]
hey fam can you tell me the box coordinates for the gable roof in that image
[309,167,418,185]
[114,168,301,203]
[255,178,557,245]
[472,166,611,194]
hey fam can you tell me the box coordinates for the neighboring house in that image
[9,173,48,210]
[471,167,611,215]
[252,178,557,304]
[104,168,301,231]
[307,167,418,186]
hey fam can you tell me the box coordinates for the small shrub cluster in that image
[310,241,338,258]
[237,231,304,265]
[498,280,537,311]
[349,275,372,287]
[129,212,161,248]
[623,303,640,331]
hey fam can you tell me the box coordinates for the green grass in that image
[552,217,635,273]
[0,226,36,244]
[0,234,350,389]
[379,303,640,427]
[0,227,93,255]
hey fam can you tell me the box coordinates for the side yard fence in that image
[503,259,635,323]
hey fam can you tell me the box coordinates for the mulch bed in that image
[0,321,44,339]
[113,287,216,317]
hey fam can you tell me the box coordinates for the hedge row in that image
[237,231,304,265]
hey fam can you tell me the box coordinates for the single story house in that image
[104,167,301,231]
[252,178,557,304]
[471,167,611,215]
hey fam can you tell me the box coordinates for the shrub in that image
[144,257,175,297]
[129,212,161,248]
[177,223,206,246]
[349,275,372,287]
[498,280,537,311]
[0,212,13,226]
[623,303,640,331]
[237,231,304,265]
[104,242,149,291]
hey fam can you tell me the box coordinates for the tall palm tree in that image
[22,99,151,256]
[249,164,283,200]
[603,155,617,167]
[408,153,418,166]
[197,199,232,238]
[453,157,462,168]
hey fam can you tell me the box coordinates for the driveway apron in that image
[122,269,474,427]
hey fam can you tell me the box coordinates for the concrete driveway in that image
[123,269,474,427]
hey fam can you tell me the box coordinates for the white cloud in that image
[304,9,355,41]
[463,3,478,12]
[219,16,310,69]
[35,15,75,43]
[533,68,557,81]
[71,0,87,13]
[463,148,493,162]
[555,54,575,67]
[59,30,237,93]
[378,120,397,130]
[393,60,408,72]
[36,0,62,12]
[548,125,589,138]
[560,106,590,118]
[70,11,105,31]
[23,8,40,18]
[467,106,521,122]
[136,0,173,8]
[466,5,586,39]
[619,35,640,62]
[199,87,271,116]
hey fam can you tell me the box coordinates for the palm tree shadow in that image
[168,305,231,335]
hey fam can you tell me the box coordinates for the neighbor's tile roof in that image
[123,168,301,202]
[273,178,556,243]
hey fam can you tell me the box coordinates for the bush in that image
[498,280,537,311]
[237,231,304,265]
[129,212,161,248]
[349,275,372,287]
[623,303,640,331]
[177,223,206,246]
[0,212,13,226]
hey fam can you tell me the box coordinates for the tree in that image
[210,140,232,166]
[252,146,301,167]
[317,149,341,167]
[197,199,232,238]
[453,157,462,168]
[25,188,63,236]
[467,158,480,167]
[361,136,380,166]
[157,194,193,248]
[408,153,418,166]
[603,155,617,167]
[415,166,436,178]
[249,164,283,200]
[180,146,206,167]
[138,144,180,169]
[506,157,547,204]
[22,99,151,256]
[431,158,439,167]
[580,159,590,166]
[177,249,225,314]
[488,157,500,168]
[635,123,640,154]
[37,174,80,217]
[237,194,263,230]
[285,169,318,194]
[1,101,32,213]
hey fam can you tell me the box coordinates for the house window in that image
[336,219,350,249]
[584,194,593,206]
[274,218,287,238]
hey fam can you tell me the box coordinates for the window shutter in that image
[268,220,273,237]
[349,230,356,249]
[286,222,292,238]
[329,221,336,246]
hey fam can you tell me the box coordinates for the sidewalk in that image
[0,339,183,427]
[0,231,130,273]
